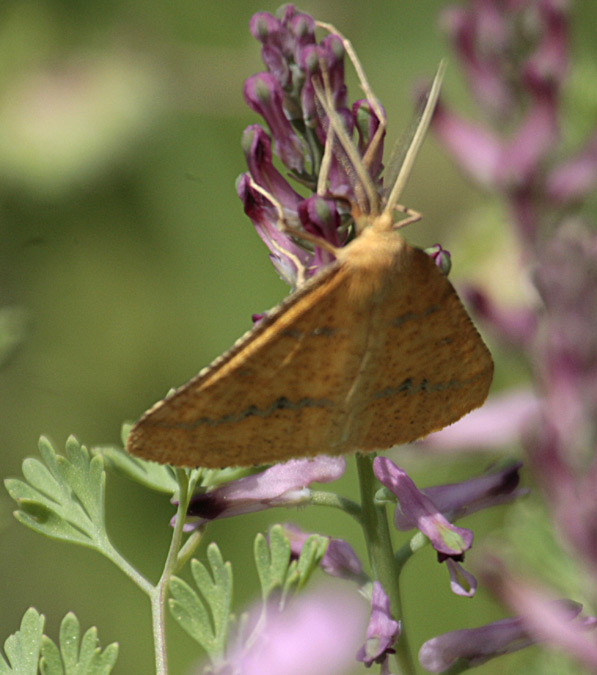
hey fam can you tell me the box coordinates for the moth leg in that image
[392,204,422,230]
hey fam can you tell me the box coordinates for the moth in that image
[126,28,493,468]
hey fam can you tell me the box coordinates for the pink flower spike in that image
[356,581,401,667]
[496,84,558,189]
[431,101,502,188]
[546,131,597,204]
[185,456,345,527]
[373,457,473,559]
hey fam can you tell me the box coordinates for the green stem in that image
[355,453,416,675]
[149,468,192,675]
[309,490,363,522]
[99,537,155,597]
[395,531,429,568]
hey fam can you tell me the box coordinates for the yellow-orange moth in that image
[126,33,493,469]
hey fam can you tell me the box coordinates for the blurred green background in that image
[1,1,596,673]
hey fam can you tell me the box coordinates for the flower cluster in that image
[434,0,596,243]
[424,0,597,670]
[237,4,386,288]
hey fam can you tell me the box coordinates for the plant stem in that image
[309,489,363,522]
[149,468,192,675]
[355,453,416,675]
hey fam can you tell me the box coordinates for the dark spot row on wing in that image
[173,396,335,429]
[390,305,440,328]
[169,369,488,432]
[372,372,488,401]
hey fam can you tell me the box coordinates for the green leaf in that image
[293,534,329,592]
[0,607,44,674]
[190,547,233,652]
[168,543,233,661]
[38,637,61,675]
[254,528,328,605]
[39,612,118,675]
[95,443,179,495]
[5,436,107,552]
[254,526,291,602]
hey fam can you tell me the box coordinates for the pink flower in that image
[420,389,541,452]
[356,581,401,667]
[373,457,473,559]
[225,586,368,675]
[182,456,345,529]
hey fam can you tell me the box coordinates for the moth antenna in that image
[316,21,386,127]
[316,22,387,179]
[247,177,340,286]
[312,76,379,220]
[316,118,335,196]
[384,60,447,216]
[315,21,387,220]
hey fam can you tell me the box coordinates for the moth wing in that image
[349,244,493,449]
[126,263,373,467]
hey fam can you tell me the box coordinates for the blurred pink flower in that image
[420,389,541,452]
[226,586,368,675]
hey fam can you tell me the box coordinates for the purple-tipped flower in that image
[392,462,524,530]
[356,581,401,668]
[419,615,533,673]
[419,600,596,673]
[373,457,473,560]
[182,456,345,529]
[440,4,512,119]
[423,244,451,276]
[431,101,502,188]
[281,522,364,582]
[546,131,597,205]
[243,73,305,173]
